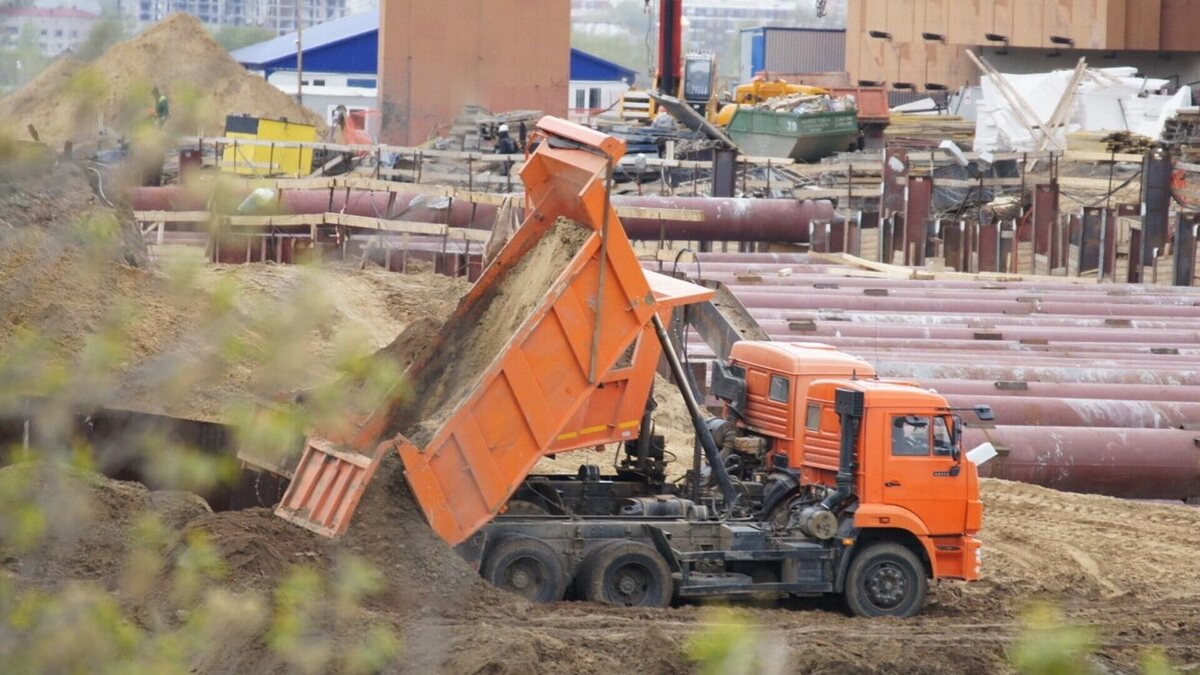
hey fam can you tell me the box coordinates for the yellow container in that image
[221,115,316,177]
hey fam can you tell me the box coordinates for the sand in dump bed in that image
[0,13,322,147]
[392,217,592,446]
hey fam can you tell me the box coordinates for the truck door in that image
[881,415,966,534]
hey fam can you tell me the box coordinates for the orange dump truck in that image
[259,117,986,617]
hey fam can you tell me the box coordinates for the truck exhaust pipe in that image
[798,388,866,539]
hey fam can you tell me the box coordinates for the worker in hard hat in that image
[152,87,169,129]
[494,123,519,176]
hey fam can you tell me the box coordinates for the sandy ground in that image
[8,459,1199,674]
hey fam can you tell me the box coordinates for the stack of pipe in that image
[130,187,835,243]
[666,252,1200,502]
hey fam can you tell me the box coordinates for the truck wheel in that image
[843,542,927,618]
[579,541,672,608]
[480,535,567,603]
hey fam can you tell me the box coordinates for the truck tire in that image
[843,542,927,618]
[480,535,568,603]
[578,540,673,608]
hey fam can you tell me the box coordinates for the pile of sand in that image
[0,13,322,147]
[0,462,210,589]
[0,162,470,421]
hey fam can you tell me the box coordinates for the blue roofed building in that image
[567,48,638,122]
[230,10,639,126]
[231,11,379,128]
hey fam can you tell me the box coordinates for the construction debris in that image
[972,60,1192,152]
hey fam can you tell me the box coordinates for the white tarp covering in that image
[973,66,1192,152]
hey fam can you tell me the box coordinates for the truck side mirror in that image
[974,405,994,421]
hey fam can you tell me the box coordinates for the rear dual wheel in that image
[480,535,568,603]
[577,540,673,608]
[481,536,673,608]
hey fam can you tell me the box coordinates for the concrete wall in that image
[378,0,570,145]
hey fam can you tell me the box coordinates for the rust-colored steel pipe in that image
[129,187,836,242]
[874,361,1200,387]
[965,426,1200,501]
[848,349,1200,370]
[946,396,1200,429]
[913,379,1200,404]
[731,290,1200,319]
[744,309,1200,332]
[727,284,1200,309]
[742,333,1200,356]
[753,321,1200,344]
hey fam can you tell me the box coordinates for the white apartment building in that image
[119,0,348,33]
[1,6,100,56]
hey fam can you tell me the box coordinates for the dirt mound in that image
[342,454,514,618]
[0,461,211,588]
[941,478,1200,616]
[187,508,328,590]
[0,13,322,147]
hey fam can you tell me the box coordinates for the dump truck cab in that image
[803,379,982,586]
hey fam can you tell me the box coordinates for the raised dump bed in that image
[274,118,714,544]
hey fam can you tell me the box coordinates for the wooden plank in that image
[936,177,1026,188]
[1159,0,1198,51]
[861,9,890,84]
[1042,0,1070,48]
[1125,0,1161,49]
[226,214,316,227]
[922,0,949,35]
[948,0,993,44]
[1011,0,1044,47]
[993,0,1014,38]
[887,0,917,43]
[845,0,864,83]
[1063,150,1147,163]
[133,210,212,223]
[324,212,491,241]
[1104,0,1127,49]
[615,205,705,222]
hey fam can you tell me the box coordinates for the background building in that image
[738,26,846,83]
[233,8,616,140]
[120,0,348,32]
[1,6,99,56]
[568,48,637,121]
[847,0,1200,94]
[232,11,376,122]
[378,0,569,145]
